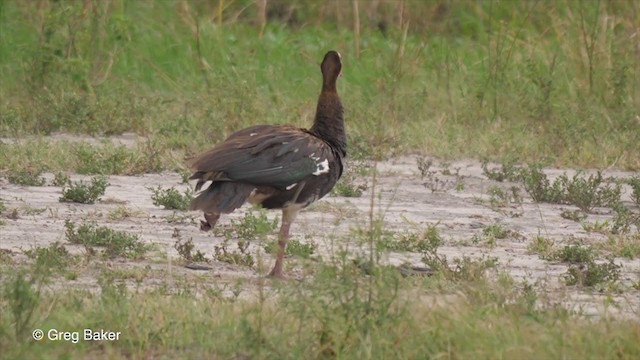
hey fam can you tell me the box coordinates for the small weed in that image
[333,180,367,197]
[595,234,640,259]
[580,205,639,235]
[100,267,150,285]
[64,220,148,259]
[213,240,254,267]
[519,164,564,203]
[3,270,42,341]
[628,176,640,206]
[52,171,70,186]
[333,160,369,197]
[481,159,521,182]
[417,157,435,180]
[23,242,77,274]
[173,229,208,263]
[472,224,518,247]
[560,209,587,222]
[225,208,278,241]
[264,239,317,259]
[0,199,6,214]
[564,260,621,287]
[487,186,522,208]
[164,212,196,225]
[7,170,46,186]
[527,235,555,259]
[107,205,145,221]
[562,172,621,213]
[609,204,640,235]
[379,225,443,253]
[59,176,108,204]
[149,186,193,211]
[422,253,498,283]
[520,168,621,212]
[416,159,456,193]
[554,244,595,264]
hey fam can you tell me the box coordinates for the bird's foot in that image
[267,267,287,279]
[199,213,220,231]
[199,220,212,231]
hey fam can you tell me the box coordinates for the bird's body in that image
[188,51,346,278]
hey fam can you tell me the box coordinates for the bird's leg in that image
[268,205,302,278]
[268,221,291,278]
[200,212,220,231]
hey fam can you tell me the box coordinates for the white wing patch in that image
[285,183,297,190]
[249,132,258,137]
[312,159,330,176]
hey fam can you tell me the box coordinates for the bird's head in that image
[321,50,342,82]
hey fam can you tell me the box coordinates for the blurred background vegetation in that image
[0,0,639,171]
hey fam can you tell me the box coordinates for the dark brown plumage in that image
[188,50,346,278]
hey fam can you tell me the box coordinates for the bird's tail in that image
[190,181,254,214]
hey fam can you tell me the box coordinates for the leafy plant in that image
[264,239,317,259]
[64,220,149,259]
[564,260,620,287]
[52,171,70,186]
[23,242,77,274]
[560,209,587,222]
[149,186,193,211]
[213,240,254,267]
[7,170,46,186]
[3,270,42,341]
[481,159,521,182]
[59,176,109,204]
[519,167,621,212]
[553,244,595,264]
[222,208,279,241]
[628,176,640,206]
[173,229,208,263]
[527,235,555,259]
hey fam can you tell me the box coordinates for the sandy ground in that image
[1,154,639,320]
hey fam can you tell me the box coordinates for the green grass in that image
[6,170,46,186]
[1,2,640,358]
[1,1,638,171]
[1,256,639,359]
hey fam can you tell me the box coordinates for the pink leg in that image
[268,222,291,278]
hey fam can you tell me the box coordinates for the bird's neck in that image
[309,91,347,157]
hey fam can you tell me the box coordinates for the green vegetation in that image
[1,262,639,359]
[213,240,254,267]
[564,260,621,288]
[220,207,279,241]
[59,176,109,204]
[1,1,639,358]
[64,220,149,259]
[173,230,208,263]
[6,169,46,186]
[264,238,317,259]
[23,242,78,275]
[149,186,193,211]
[1,1,638,172]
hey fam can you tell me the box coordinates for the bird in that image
[188,50,346,278]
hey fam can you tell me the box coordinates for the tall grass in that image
[0,0,638,169]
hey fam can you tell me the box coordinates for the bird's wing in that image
[189,125,337,190]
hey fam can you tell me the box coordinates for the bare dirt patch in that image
[1,155,638,318]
